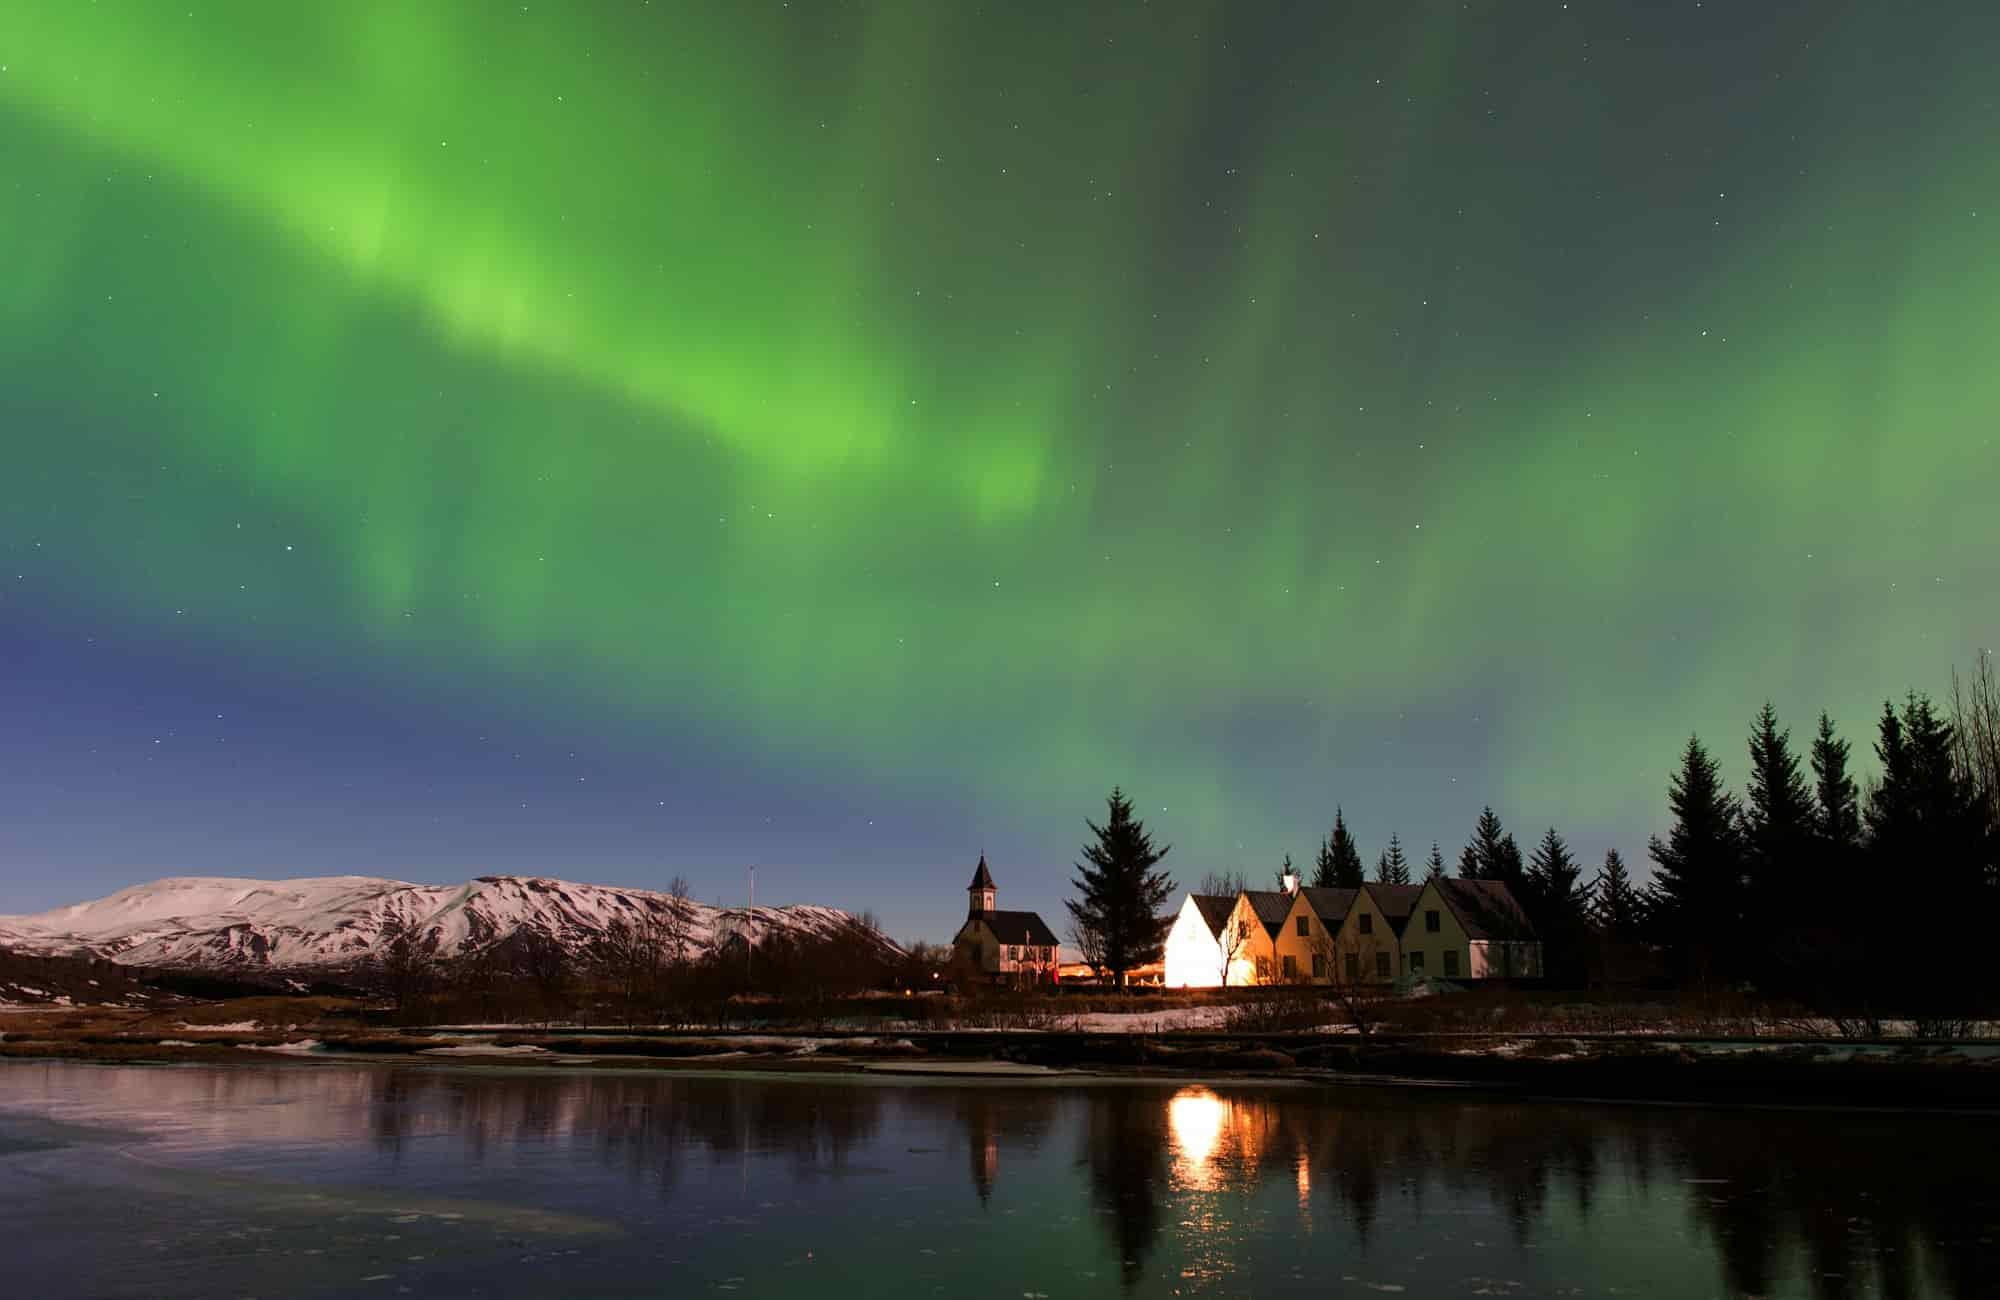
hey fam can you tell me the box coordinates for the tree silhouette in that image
[1645,735,1745,989]
[1375,834,1411,884]
[1314,808,1366,888]
[1067,788,1175,986]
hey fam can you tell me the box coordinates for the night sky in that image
[2,2,1994,941]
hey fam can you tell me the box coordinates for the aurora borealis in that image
[1,2,1994,939]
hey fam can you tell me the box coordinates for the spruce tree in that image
[1066,788,1175,986]
[1524,827,1590,982]
[1865,695,1989,1017]
[1462,807,1515,881]
[1810,712,1862,850]
[1376,834,1411,885]
[1743,703,1817,972]
[1315,808,1366,888]
[1645,735,1745,986]
[1527,827,1589,917]
[1591,849,1640,937]
[1868,695,1982,891]
[1426,842,1446,881]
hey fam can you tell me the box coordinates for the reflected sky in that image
[0,1062,1992,1297]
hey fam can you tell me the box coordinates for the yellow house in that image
[1272,887,1356,983]
[1405,878,1543,980]
[1267,883,1426,985]
[1219,890,1292,985]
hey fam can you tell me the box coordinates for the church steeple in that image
[968,854,996,918]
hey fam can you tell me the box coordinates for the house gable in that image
[1164,895,1228,988]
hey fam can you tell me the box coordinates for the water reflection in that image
[0,1062,1992,1298]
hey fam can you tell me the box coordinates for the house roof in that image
[968,855,995,891]
[973,909,1059,948]
[1244,890,1293,937]
[1363,883,1424,933]
[1189,894,1237,936]
[1434,878,1536,940]
[1298,886,1359,926]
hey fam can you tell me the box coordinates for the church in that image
[950,856,1060,984]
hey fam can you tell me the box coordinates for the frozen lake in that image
[0,1059,1989,1297]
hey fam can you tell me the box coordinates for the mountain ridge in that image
[0,873,893,973]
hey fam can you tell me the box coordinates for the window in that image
[1443,949,1460,977]
[1344,953,1359,980]
[1312,953,1328,978]
[1296,915,1309,936]
[1374,951,1391,978]
[1425,909,1441,933]
[1409,950,1426,974]
[1237,919,1250,941]
[1281,954,1297,978]
[1358,913,1373,935]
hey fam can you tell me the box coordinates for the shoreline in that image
[5,1025,1996,1114]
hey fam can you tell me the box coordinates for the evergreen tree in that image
[1426,842,1446,881]
[1314,808,1366,888]
[1527,827,1589,917]
[1810,712,1862,850]
[1461,807,1517,881]
[1591,849,1640,936]
[1524,827,1590,982]
[1867,695,1983,891]
[1375,834,1411,885]
[1277,853,1296,890]
[1645,735,1745,986]
[1066,788,1175,986]
[1865,695,1991,1019]
[1743,703,1817,974]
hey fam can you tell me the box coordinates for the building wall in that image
[1163,898,1226,988]
[1329,889,1402,984]
[1272,894,1329,983]
[1221,895,1278,986]
[1402,882,1472,981]
[1469,939,1542,979]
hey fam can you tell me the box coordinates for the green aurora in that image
[1,2,1994,925]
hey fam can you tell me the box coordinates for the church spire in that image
[968,854,996,917]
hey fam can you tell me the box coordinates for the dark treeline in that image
[1295,656,1998,1026]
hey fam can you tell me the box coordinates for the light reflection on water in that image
[0,1060,1992,1298]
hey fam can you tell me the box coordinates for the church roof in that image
[968,855,995,891]
[973,909,1059,948]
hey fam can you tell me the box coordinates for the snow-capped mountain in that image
[0,875,895,973]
